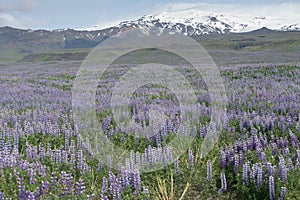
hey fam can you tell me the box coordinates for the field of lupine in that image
[0,60,299,200]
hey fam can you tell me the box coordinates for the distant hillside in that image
[19,51,89,62]
[0,25,300,63]
[247,27,275,35]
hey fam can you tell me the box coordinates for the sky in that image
[0,0,299,30]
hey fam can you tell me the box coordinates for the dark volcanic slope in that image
[0,26,300,64]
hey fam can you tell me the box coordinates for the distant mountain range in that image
[0,9,299,62]
[82,8,300,34]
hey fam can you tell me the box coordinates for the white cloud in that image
[0,13,23,27]
[160,2,201,12]
[81,2,300,31]
[1,1,300,30]
[152,2,300,31]
[0,0,38,12]
[158,2,300,16]
[0,12,45,29]
[0,0,42,29]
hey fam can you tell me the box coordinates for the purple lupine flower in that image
[120,167,130,190]
[174,158,180,175]
[287,158,294,172]
[100,177,109,200]
[87,194,95,200]
[228,147,235,166]
[98,160,104,171]
[260,134,268,148]
[247,135,254,150]
[70,140,75,154]
[199,125,206,138]
[242,140,248,153]
[256,164,263,186]
[54,150,61,164]
[269,176,275,200]
[66,174,74,195]
[50,172,57,190]
[219,173,227,194]
[40,180,49,196]
[278,137,285,149]
[220,149,227,169]
[242,162,250,185]
[283,137,289,148]
[239,152,244,166]
[206,160,212,181]
[0,138,4,152]
[135,151,141,167]
[17,176,26,199]
[284,147,290,158]
[107,155,112,169]
[60,171,67,196]
[27,191,36,200]
[271,142,277,156]
[110,176,121,200]
[25,142,32,160]
[60,171,73,196]
[296,150,300,168]
[133,167,141,191]
[38,145,45,161]
[278,157,287,183]
[234,140,241,153]
[38,165,47,178]
[233,154,239,173]
[253,134,260,150]
[108,171,115,198]
[69,152,75,166]
[28,167,36,185]
[280,166,288,184]
[280,186,287,200]
[265,162,271,175]
[61,150,68,164]
[289,130,299,148]
[261,152,267,164]
[75,178,85,195]
[77,149,83,171]
[251,164,258,183]
[256,147,262,160]
[31,146,38,161]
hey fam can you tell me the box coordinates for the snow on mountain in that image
[280,23,300,31]
[79,7,300,35]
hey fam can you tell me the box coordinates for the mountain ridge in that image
[0,9,300,62]
[80,9,300,35]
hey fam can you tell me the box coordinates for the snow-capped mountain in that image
[280,24,300,31]
[1,6,299,59]
[81,8,300,35]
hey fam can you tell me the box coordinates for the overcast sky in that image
[0,0,298,30]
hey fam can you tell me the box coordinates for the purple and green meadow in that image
[0,60,299,199]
